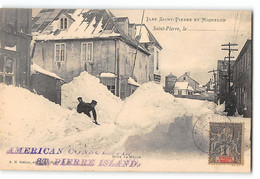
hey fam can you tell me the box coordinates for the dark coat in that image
[77,101,97,122]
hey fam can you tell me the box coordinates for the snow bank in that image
[116,82,178,133]
[0,84,92,148]
[61,72,123,124]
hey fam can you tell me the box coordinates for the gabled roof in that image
[178,73,200,85]
[136,24,162,50]
[32,9,151,55]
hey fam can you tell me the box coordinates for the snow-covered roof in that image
[174,82,188,90]
[31,63,63,80]
[32,9,151,55]
[100,72,116,78]
[187,85,194,91]
[128,77,140,87]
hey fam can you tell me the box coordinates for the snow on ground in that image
[0,84,92,148]
[0,72,252,155]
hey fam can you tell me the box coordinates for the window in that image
[55,43,66,68]
[100,77,115,95]
[81,42,93,63]
[0,56,15,85]
[156,51,159,70]
[60,18,68,30]
[183,77,186,80]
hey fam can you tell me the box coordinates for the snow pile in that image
[61,72,123,124]
[116,82,178,133]
[0,84,92,148]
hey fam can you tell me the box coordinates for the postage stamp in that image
[209,122,244,165]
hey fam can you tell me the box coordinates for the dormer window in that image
[60,18,68,30]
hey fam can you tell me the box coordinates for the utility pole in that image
[221,43,238,114]
[221,43,238,93]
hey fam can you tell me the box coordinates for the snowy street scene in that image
[0,9,252,172]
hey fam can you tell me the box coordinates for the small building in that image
[30,63,63,104]
[176,72,200,92]
[164,73,177,94]
[233,39,252,117]
[173,81,194,96]
[0,9,32,88]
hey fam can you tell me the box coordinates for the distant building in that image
[233,39,252,117]
[0,9,32,88]
[31,9,162,99]
[176,72,200,92]
[205,78,215,92]
[164,73,177,93]
[217,60,235,104]
[173,81,194,96]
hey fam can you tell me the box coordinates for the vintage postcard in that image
[0,9,252,172]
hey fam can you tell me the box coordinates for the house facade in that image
[176,72,199,92]
[173,81,194,96]
[31,9,162,99]
[233,39,252,117]
[0,9,32,88]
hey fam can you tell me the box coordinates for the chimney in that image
[128,23,136,39]
[115,17,129,35]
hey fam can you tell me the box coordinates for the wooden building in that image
[176,72,200,92]
[173,81,194,96]
[30,63,63,104]
[31,9,162,99]
[233,39,252,117]
[0,9,32,88]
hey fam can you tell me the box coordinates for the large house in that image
[233,39,252,117]
[0,9,32,88]
[31,9,162,99]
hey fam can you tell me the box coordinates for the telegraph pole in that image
[221,43,238,92]
[221,43,238,114]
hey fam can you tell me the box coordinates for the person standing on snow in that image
[77,97,99,124]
